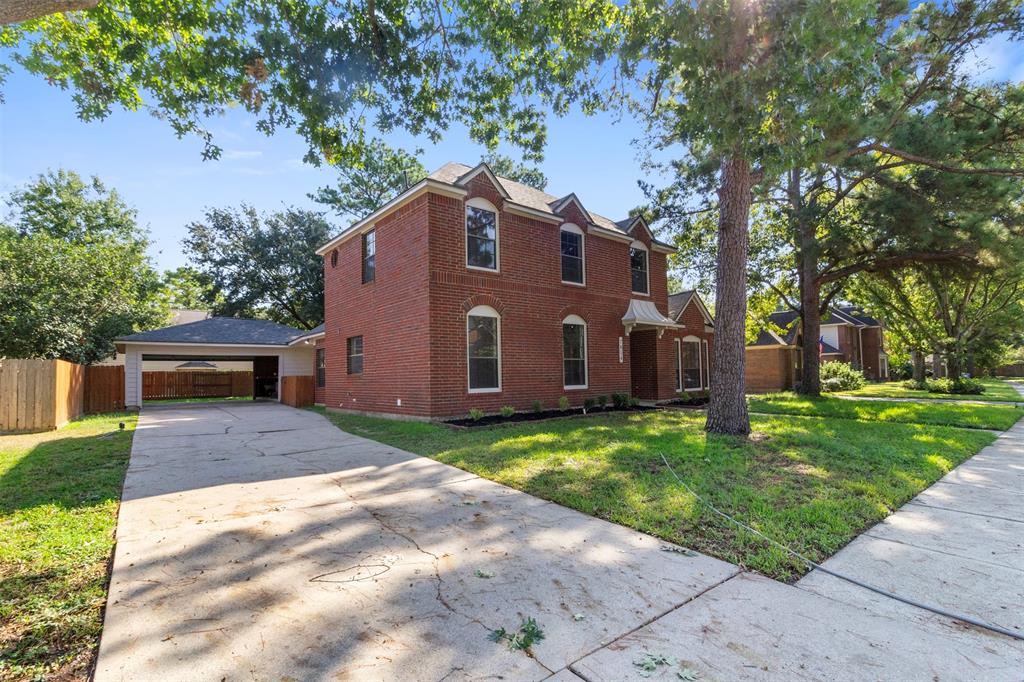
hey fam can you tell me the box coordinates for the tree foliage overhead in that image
[0,169,166,363]
[481,153,548,190]
[311,141,426,220]
[2,1,620,166]
[183,205,332,330]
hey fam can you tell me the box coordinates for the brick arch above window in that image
[461,294,506,316]
[556,304,588,324]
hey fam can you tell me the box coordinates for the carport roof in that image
[117,317,312,346]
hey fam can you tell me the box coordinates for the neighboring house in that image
[313,161,714,419]
[746,305,887,392]
[174,360,219,372]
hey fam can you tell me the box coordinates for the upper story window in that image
[316,348,326,388]
[466,197,498,271]
[347,336,363,375]
[562,315,588,389]
[362,230,376,283]
[560,224,585,285]
[630,241,649,295]
[467,305,500,392]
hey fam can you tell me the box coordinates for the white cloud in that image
[223,149,263,160]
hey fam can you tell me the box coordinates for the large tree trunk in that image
[792,168,822,397]
[945,345,962,379]
[706,154,754,436]
[0,0,96,25]
[911,349,926,385]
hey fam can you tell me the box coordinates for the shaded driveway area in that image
[95,402,738,680]
[96,402,1024,681]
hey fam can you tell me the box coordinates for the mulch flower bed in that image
[660,395,711,408]
[444,404,657,428]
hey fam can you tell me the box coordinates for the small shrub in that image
[901,379,927,390]
[468,407,485,421]
[819,361,866,392]
[927,377,985,395]
[500,405,515,418]
[558,395,570,411]
[597,395,608,408]
[628,396,640,407]
[612,392,629,408]
[583,397,596,410]
[531,399,543,413]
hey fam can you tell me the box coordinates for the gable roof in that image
[175,360,218,369]
[317,161,677,256]
[117,317,314,347]
[668,290,714,326]
[837,305,881,327]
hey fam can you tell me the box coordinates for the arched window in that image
[680,335,702,390]
[467,305,501,392]
[629,240,649,295]
[560,223,585,285]
[562,314,588,389]
[466,197,499,271]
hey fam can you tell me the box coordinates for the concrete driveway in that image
[96,401,1024,681]
[94,402,739,680]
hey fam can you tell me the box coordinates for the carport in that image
[116,318,324,408]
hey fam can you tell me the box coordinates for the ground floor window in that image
[468,306,500,392]
[562,315,587,388]
[316,348,326,387]
[347,336,363,374]
[682,339,701,389]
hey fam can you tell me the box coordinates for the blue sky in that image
[1,66,655,273]
[1,32,1019,274]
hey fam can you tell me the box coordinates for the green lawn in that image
[315,407,997,582]
[836,377,1022,402]
[749,393,1023,431]
[0,413,135,682]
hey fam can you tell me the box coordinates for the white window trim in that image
[675,338,682,392]
[702,339,710,389]
[467,305,501,393]
[681,335,702,391]
[562,314,588,389]
[465,197,500,273]
[629,240,650,296]
[560,223,586,287]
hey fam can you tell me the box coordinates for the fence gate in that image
[142,371,253,401]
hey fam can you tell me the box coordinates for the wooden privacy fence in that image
[142,371,252,401]
[85,365,125,413]
[0,359,84,433]
[995,363,1024,378]
[281,375,315,407]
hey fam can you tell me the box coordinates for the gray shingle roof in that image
[428,162,676,248]
[668,291,695,319]
[837,305,881,327]
[117,317,312,346]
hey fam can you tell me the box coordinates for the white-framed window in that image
[629,240,649,295]
[560,223,585,285]
[681,337,701,390]
[467,305,500,392]
[466,197,499,271]
[562,314,588,389]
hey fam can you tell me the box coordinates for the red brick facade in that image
[320,172,713,418]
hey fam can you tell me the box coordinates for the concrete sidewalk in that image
[95,401,1024,681]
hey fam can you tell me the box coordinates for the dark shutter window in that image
[561,230,584,284]
[675,341,682,391]
[467,314,499,390]
[563,322,587,387]
[330,249,338,268]
[466,206,497,270]
[630,247,648,294]
[347,336,364,375]
[362,230,376,283]
[682,341,701,389]
[316,348,326,388]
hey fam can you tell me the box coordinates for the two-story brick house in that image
[745,305,887,392]
[313,162,713,419]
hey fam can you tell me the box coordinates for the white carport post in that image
[125,345,142,408]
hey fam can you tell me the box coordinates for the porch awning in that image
[622,299,679,336]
